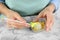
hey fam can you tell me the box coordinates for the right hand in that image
[4,10,30,29]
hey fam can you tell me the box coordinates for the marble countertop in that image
[0,6,60,40]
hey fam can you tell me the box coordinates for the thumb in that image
[33,13,43,22]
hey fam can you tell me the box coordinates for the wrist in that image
[0,3,10,15]
[46,3,55,13]
[1,9,10,15]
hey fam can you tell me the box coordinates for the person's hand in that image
[0,3,30,29]
[33,4,55,31]
[4,10,30,29]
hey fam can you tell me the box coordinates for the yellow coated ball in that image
[30,22,45,32]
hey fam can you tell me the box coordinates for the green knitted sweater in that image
[5,0,50,16]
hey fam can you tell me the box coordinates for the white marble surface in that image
[0,6,60,40]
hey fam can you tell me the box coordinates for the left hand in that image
[33,4,55,31]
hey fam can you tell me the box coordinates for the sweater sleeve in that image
[0,0,5,3]
[51,0,60,10]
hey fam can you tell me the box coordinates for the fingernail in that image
[25,23,30,27]
[46,28,49,31]
[46,25,49,31]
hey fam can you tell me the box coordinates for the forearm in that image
[0,3,10,15]
[45,3,55,13]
